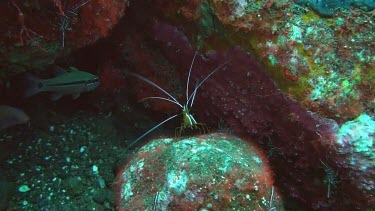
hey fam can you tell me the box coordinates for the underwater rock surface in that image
[334,114,375,204]
[0,0,127,78]
[207,0,375,120]
[120,7,374,208]
[295,0,375,16]
[1,0,374,210]
[115,133,284,210]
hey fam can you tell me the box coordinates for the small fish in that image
[0,105,29,131]
[25,66,99,101]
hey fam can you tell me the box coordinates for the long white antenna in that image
[127,72,183,108]
[186,49,199,102]
[187,60,230,108]
[126,114,180,150]
[189,83,198,108]
[138,96,182,107]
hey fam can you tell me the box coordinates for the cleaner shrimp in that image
[126,50,229,149]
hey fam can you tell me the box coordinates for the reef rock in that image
[119,8,374,207]
[210,0,375,120]
[0,0,127,79]
[115,132,284,210]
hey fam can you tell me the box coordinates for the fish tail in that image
[0,105,29,130]
[24,74,43,98]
